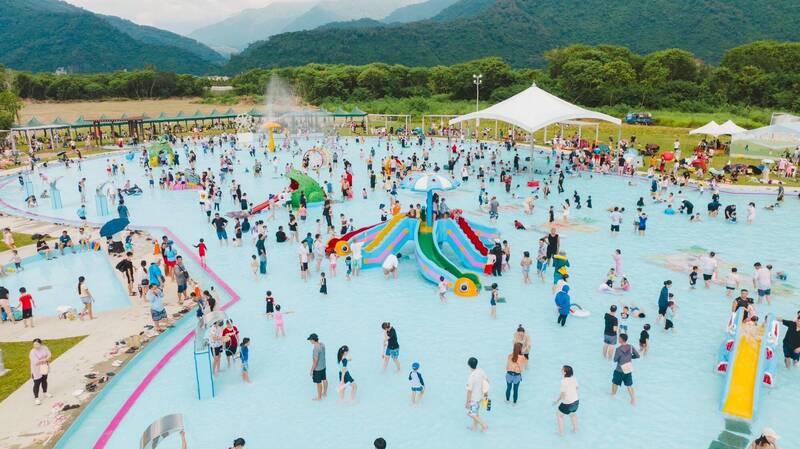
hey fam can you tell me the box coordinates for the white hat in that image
[762,427,780,440]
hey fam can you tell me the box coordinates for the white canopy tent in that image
[689,121,722,136]
[450,83,621,133]
[717,120,747,136]
[449,83,621,179]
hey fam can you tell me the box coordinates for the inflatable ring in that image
[453,277,479,297]
[569,303,591,318]
[334,240,351,256]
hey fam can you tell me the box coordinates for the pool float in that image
[569,303,590,318]
[89,240,102,251]
[526,181,540,188]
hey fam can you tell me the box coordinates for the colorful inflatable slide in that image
[716,309,780,421]
[249,169,326,214]
[327,214,498,297]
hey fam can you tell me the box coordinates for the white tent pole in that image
[595,123,599,146]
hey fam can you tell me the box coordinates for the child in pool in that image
[319,272,328,295]
[345,256,352,280]
[265,291,275,318]
[689,266,699,288]
[438,276,447,303]
[250,255,259,279]
[639,324,651,356]
[490,283,499,318]
[328,253,337,277]
[665,301,677,332]
[520,251,532,284]
[240,337,251,383]
[409,362,425,405]
[273,304,293,337]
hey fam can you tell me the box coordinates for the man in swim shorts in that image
[308,333,328,400]
[382,322,401,371]
[211,213,229,245]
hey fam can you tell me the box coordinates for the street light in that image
[473,73,482,130]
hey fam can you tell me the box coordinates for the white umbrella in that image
[406,173,460,192]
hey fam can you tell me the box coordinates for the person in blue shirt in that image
[164,242,178,279]
[148,260,164,287]
[555,285,571,327]
[77,204,87,222]
[637,212,648,236]
[240,337,251,383]
[58,230,75,255]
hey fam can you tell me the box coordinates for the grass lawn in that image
[0,232,35,252]
[0,335,86,402]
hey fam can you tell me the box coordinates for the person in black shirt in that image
[731,289,752,320]
[779,311,800,368]
[603,305,619,360]
[211,213,228,244]
[115,252,135,296]
[381,322,401,372]
[275,226,287,243]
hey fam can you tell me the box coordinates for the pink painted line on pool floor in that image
[92,227,242,449]
[0,178,242,449]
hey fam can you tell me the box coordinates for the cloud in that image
[63,0,286,34]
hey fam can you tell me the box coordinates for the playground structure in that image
[262,121,282,153]
[303,146,332,168]
[247,169,326,215]
[147,138,175,167]
[716,309,780,421]
[326,213,498,297]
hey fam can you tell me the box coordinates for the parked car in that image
[624,112,654,125]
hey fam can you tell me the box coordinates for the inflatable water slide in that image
[249,169,325,214]
[327,214,499,297]
[716,309,780,421]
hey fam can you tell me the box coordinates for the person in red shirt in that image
[222,319,239,368]
[18,287,35,328]
[194,238,207,266]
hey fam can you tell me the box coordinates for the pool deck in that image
[0,214,190,449]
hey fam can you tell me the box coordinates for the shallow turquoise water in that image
[1,251,131,317]
[2,136,799,449]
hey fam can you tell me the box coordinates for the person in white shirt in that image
[298,244,310,281]
[609,207,623,234]
[465,357,489,432]
[382,253,399,279]
[724,267,741,298]
[700,251,718,288]
[554,365,579,436]
[753,262,772,305]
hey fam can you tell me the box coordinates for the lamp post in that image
[472,73,482,132]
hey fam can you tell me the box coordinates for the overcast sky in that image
[63,0,286,34]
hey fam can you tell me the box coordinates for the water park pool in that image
[1,136,799,449]
[1,251,131,318]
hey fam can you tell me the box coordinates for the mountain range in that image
[225,0,800,72]
[189,0,444,52]
[0,0,223,74]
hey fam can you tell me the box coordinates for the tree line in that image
[5,41,800,116]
